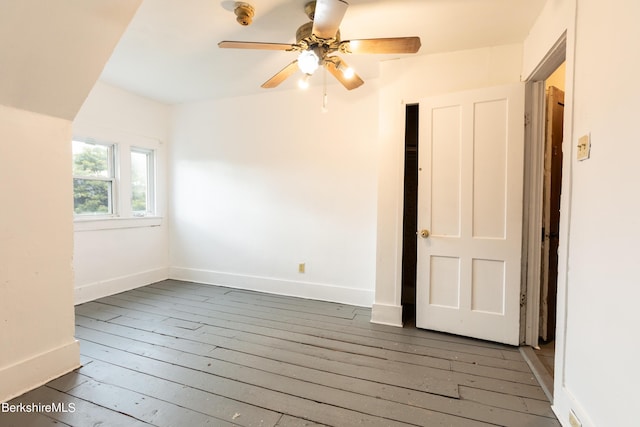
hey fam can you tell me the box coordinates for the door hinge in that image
[524,113,531,127]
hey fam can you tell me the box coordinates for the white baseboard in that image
[0,340,80,402]
[370,303,403,327]
[169,267,374,307]
[553,384,596,427]
[74,267,169,305]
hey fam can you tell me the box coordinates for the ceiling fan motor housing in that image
[296,21,314,44]
[296,21,341,52]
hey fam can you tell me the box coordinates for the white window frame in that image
[72,130,163,231]
[130,146,156,217]
[72,139,118,217]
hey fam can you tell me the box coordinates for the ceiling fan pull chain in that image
[322,66,328,113]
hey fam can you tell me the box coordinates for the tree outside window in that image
[131,148,154,216]
[72,140,115,215]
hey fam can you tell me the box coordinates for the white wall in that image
[0,0,141,402]
[72,81,171,304]
[0,106,80,401]
[524,1,640,426]
[169,82,379,306]
[372,44,524,325]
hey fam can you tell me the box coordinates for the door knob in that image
[420,229,430,238]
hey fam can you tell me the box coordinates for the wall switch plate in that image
[577,134,591,161]
[569,410,582,427]
[298,263,305,274]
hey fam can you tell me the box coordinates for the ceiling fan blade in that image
[218,41,296,51]
[262,60,300,88]
[312,0,349,39]
[341,37,421,54]
[325,57,364,91]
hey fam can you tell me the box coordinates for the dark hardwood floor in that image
[1,280,560,426]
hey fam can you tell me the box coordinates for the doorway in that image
[401,104,419,325]
[520,45,567,400]
[535,63,566,379]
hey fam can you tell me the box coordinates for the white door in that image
[416,84,525,345]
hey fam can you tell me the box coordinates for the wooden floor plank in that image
[87,315,550,414]
[162,289,519,361]
[77,339,439,426]
[0,411,71,427]
[275,414,328,427]
[51,362,282,427]
[75,327,497,426]
[76,315,460,398]
[133,286,510,355]
[6,385,152,427]
[133,287,358,320]
[105,291,530,373]
[75,314,554,425]
[97,295,547,399]
[2,280,560,427]
[61,376,239,427]
[151,280,516,353]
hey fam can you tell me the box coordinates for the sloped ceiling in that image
[0,0,142,120]
[100,0,546,104]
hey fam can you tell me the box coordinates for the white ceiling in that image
[99,0,546,104]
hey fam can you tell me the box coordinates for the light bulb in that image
[298,74,310,89]
[335,60,355,79]
[298,50,319,75]
[343,67,354,79]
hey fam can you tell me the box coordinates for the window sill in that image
[74,216,163,232]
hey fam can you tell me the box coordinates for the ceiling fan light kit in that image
[220,0,421,90]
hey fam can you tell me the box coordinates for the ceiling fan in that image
[218,0,421,90]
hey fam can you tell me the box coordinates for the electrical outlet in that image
[577,134,591,161]
[298,263,305,274]
[569,410,582,427]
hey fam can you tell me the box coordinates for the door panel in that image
[473,99,508,239]
[431,105,462,237]
[416,84,525,345]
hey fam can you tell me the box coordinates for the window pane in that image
[72,140,110,177]
[131,149,152,215]
[73,179,112,215]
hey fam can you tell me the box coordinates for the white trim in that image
[523,80,547,346]
[74,267,169,304]
[555,385,597,427]
[0,340,80,402]
[74,216,162,232]
[370,303,403,327]
[523,34,567,82]
[73,123,162,150]
[169,267,374,308]
[519,346,553,402]
[552,25,576,424]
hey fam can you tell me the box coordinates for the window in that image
[72,137,158,221]
[131,148,155,216]
[72,140,116,216]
